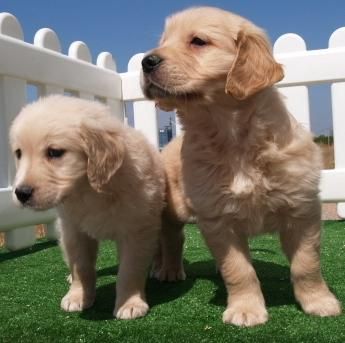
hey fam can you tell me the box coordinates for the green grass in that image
[1,221,344,343]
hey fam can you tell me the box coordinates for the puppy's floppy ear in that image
[80,117,125,192]
[225,30,284,100]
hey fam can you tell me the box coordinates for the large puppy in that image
[10,95,165,320]
[141,7,341,326]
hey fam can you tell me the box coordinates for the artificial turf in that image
[0,221,344,343]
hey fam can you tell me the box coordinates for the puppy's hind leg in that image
[151,213,186,282]
[114,227,159,320]
[59,223,98,312]
[280,215,341,317]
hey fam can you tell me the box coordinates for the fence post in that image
[128,53,159,148]
[97,52,125,121]
[34,28,64,96]
[34,27,65,237]
[0,13,36,250]
[329,28,345,218]
[274,33,310,130]
[68,41,94,100]
[45,222,58,241]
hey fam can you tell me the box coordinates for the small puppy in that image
[10,95,165,320]
[141,7,341,326]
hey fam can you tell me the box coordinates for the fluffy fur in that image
[142,7,341,326]
[10,95,165,320]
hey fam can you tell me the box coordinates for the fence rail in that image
[1,12,344,250]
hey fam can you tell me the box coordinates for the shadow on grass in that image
[96,265,118,278]
[81,257,295,321]
[198,258,295,309]
[0,240,57,262]
[80,270,195,321]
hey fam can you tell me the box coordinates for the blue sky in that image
[1,0,344,134]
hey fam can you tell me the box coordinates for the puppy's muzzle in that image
[142,54,163,73]
[15,185,34,204]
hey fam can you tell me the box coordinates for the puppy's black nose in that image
[15,185,34,204]
[142,54,163,73]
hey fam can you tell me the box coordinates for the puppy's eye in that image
[15,149,22,159]
[47,148,66,159]
[190,37,207,46]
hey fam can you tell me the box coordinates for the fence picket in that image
[97,52,125,120]
[274,33,310,129]
[127,53,159,147]
[329,28,345,218]
[0,12,23,39]
[34,28,64,97]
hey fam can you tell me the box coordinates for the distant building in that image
[159,117,173,149]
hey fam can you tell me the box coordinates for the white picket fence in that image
[0,12,345,251]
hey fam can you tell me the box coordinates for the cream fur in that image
[142,7,341,326]
[10,95,165,320]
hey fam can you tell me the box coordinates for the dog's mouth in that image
[20,199,57,211]
[17,201,54,212]
[143,76,201,101]
[13,191,60,211]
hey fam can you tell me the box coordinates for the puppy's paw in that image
[151,266,186,282]
[222,302,268,327]
[114,298,149,320]
[61,288,95,312]
[301,292,342,317]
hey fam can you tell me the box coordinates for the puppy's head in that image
[141,7,284,109]
[10,95,124,210]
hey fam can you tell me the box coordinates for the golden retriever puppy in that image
[141,7,341,326]
[10,95,165,320]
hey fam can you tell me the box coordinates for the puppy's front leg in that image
[59,221,98,312]
[199,218,268,327]
[114,229,158,320]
